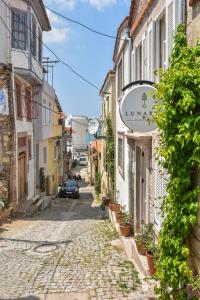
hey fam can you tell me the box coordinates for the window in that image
[154,160,168,229]
[38,29,42,64]
[15,84,23,118]
[117,60,123,98]
[26,89,32,121]
[28,137,32,159]
[12,10,27,50]
[31,17,37,58]
[43,147,47,164]
[118,135,124,176]
[159,14,166,69]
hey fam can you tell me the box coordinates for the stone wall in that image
[186,0,200,277]
[187,0,200,46]
[0,64,16,219]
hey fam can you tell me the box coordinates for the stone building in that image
[99,70,116,196]
[186,0,200,277]
[0,65,16,218]
[0,0,51,210]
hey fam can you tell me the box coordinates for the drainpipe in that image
[179,0,185,24]
[126,28,132,85]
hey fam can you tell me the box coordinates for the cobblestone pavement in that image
[0,167,155,300]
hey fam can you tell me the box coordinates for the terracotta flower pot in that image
[112,203,121,213]
[146,251,156,275]
[119,224,132,237]
[135,239,147,256]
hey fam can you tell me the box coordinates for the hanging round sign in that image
[119,84,157,132]
[88,118,99,135]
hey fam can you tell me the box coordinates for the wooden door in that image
[18,153,26,201]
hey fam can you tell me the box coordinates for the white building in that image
[71,115,89,153]
[0,0,50,207]
[113,0,185,233]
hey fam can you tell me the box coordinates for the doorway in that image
[18,152,26,202]
[135,146,146,232]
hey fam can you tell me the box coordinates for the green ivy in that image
[105,115,115,192]
[94,171,101,197]
[153,24,200,299]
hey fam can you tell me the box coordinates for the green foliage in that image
[105,115,115,191]
[119,212,132,226]
[94,171,101,197]
[39,167,46,193]
[134,223,154,246]
[153,24,200,299]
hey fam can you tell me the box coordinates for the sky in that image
[43,0,130,118]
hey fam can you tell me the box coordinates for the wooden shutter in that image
[167,1,174,65]
[147,23,153,81]
[154,160,168,229]
[142,32,147,80]
[132,48,136,81]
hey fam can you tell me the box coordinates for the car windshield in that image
[64,180,77,188]
[80,157,86,161]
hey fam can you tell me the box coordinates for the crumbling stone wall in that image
[0,64,16,215]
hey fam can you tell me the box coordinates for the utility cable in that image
[0,0,100,91]
[44,5,126,41]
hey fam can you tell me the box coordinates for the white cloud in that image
[82,0,116,10]
[45,0,76,10]
[44,9,70,44]
[44,27,70,43]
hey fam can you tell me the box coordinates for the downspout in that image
[27,1,31,70]
[126,28,132,85]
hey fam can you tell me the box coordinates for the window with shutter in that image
[154,160,168,229]
[167,2,174,62]
[16,84,23,118]
[136,44,142,80]
[132,48,136,82]
[26,89,32,121]
[117,60,123,98]
[142,33,147,80]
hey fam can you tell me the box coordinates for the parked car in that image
[58,180,80,198]
[79,157,87,166]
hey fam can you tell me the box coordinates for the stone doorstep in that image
[108,207,150,278]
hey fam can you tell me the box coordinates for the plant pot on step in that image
[146,251,156,275]
[102,197,111,206]
[111,203,121,213]
[119,224,132,237]
[135,239,147,256]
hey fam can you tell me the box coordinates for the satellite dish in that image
[88,119,99,135]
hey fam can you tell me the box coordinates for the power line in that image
[44,5,126,42]
[0,0,100,91]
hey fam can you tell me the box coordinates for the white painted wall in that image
[72,116,88,151]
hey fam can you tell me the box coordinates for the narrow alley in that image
[0,167,155,300]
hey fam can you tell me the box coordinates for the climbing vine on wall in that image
[153,24,200,299]
[105,115,115,192]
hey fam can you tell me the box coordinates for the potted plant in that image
[102,196,111,206]
[119,213,133,237]
[134,223,154,256]
[146,240,159,275]
[111,203,121,213]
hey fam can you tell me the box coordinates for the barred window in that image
[31,18,37,57]
[12,10,27,50]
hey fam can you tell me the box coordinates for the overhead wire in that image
[0,0,100,91]
[44,5,126,41]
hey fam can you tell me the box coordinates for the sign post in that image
[119,84,157,132]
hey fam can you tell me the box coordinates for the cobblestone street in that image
[0,168,155,300]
